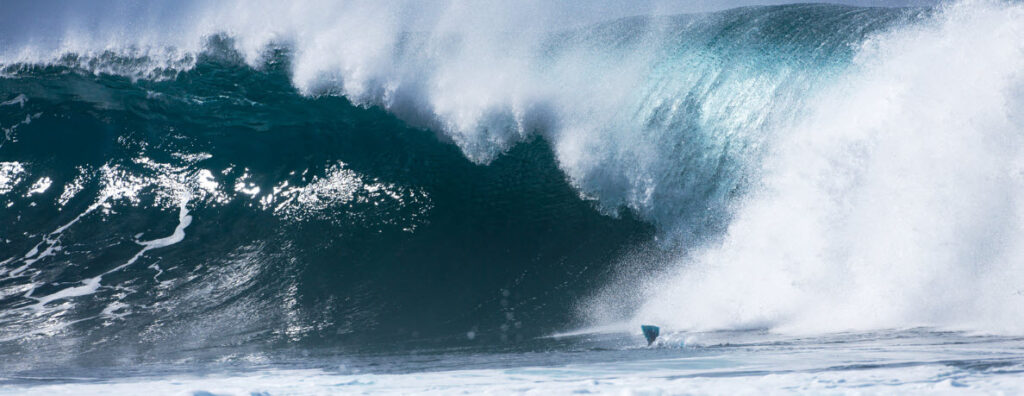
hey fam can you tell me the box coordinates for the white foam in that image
[0,161,25,195]
[2,344,1023,395]
[101,198,193,277]
[57,167,89,206]
[0,1,842,236]
[628,1,1024,335]
[24,199,192,311]
[0,94,26,108]
[136,199,192,250]
[24,177,51,196]
[25,277,102,311]
[4,198,108,278]
[99,301,130,319]
[233,169,260,197]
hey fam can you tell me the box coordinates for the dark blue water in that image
[0,50,658,347]
[16,5,1020,393]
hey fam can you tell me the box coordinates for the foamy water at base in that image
[3,330,1023,395]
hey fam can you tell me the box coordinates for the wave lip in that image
[0,3,922,240]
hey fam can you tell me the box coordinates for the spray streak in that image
[24,198,191,311]
[630,0,1024,335]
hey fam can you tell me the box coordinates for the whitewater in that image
[2,0,1024,394]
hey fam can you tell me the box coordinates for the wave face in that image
[0,56,656,360]
[1,0,1022,364]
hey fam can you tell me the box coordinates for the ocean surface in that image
[2,1,1024,394]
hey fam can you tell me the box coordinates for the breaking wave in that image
[1,0,1022,367]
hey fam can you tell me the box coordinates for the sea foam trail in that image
[625,1,1024,334]
[24,199,192,311]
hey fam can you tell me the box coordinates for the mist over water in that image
[625,0,1024,335]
